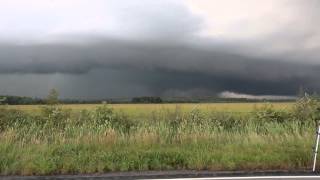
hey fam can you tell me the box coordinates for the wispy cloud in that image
[219,91,296,100]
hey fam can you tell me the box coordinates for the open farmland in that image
[0,99,317,175]
[2,0,320,177]
[5,102,293,119]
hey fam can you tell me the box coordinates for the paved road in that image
[2,175,320,180]
[150,176,320,180]
[1,171,319,180]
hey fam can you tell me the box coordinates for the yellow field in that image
[4,102,294,116]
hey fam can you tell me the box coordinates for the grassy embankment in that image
[0,100,317,175]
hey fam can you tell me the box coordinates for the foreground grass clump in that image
[0,96,319,175]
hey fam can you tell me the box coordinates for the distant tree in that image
[132,96,162,103]
[46,89,59,105]
[0,97,6,105]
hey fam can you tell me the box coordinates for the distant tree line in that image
[0,96,45,105]
[0,88,298,105]
[0,95,297,105]
[131,97,163,103]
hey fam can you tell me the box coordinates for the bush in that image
[0,108,32,132]
[93,105,137,134]
[252,104,289,124]
[208,111,247,132]
[41,105,71,130]
[291,94,320,126]
[93,105,115,128]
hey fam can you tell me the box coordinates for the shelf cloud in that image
[0,0,319,98]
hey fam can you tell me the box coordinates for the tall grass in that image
[0,96,319,175]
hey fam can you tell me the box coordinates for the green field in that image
[5,102,293,118]
[0,100,317,175]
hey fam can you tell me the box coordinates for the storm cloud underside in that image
[0,0,319,98]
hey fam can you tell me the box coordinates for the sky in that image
[0,0,319,99]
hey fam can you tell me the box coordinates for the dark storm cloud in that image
[0,37,319,97]
[0,0,320,98]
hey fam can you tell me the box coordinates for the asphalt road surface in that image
[150,176,320,180]
[2,175,320,180]
[1,171,319,180]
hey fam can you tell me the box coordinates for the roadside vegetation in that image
[0,92,319,175]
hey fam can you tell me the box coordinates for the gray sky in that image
[0,0,319,99]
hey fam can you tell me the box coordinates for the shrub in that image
[187,108,205,127]
[93,105,137,134]
[252,104,289,124]
[291,94,320,126]
[0,108,31,131]
[93,105,115,128]
[208,111,246,132]
[41,105,71,130]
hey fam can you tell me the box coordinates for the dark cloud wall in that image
[0,0,320,98]
[0,38,319,99]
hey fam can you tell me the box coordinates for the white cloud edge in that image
[218,91,296,100]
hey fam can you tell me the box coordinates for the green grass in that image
[0,135,312,175]
[0,99,317,175]
[5,102,293,120]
